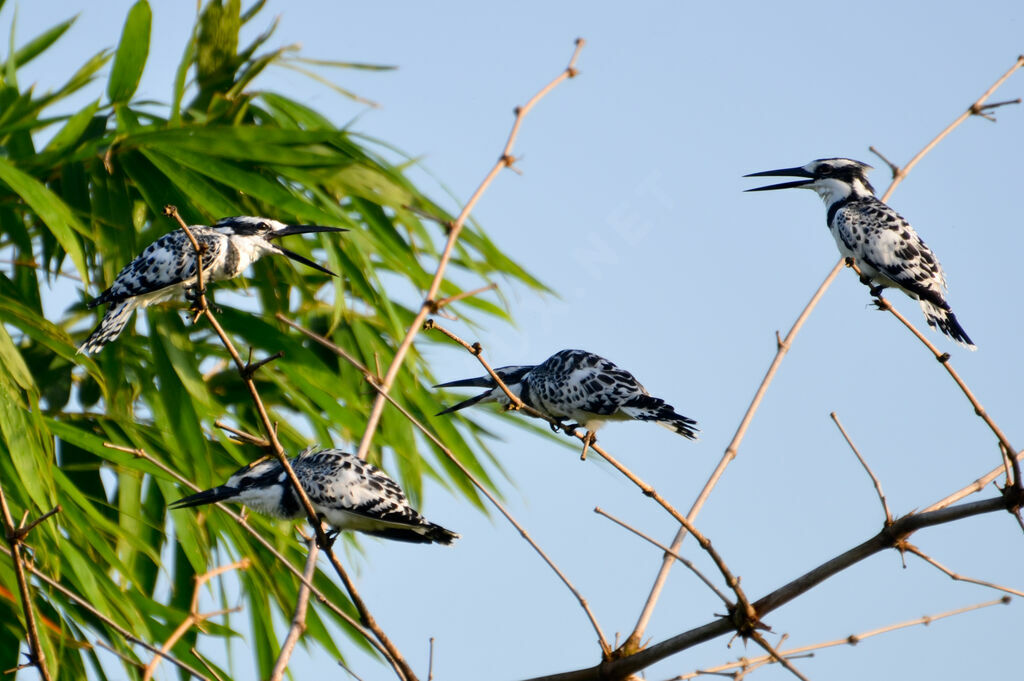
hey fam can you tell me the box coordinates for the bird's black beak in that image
[433,375,494,389]
[274,246,339,277]
[267,224,348,238]
[743,167,816,192]
[268,224,346,276]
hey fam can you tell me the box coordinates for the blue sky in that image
[9,2,1024,680]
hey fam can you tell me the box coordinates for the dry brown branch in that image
[93,639,146,670]
[427,637,435,681]
[924,448,1024,512]
[846,259,1016,467]
[142,559,250,681]
[213,419,272,448]
[519,489,1024,681]
[270,536,320,681]
[433,282,498,311]
[0,542,210,680]
[747,631,811,681]
[669,597,1008,680]
[276,315,612,656]
[593,507,732,608]
[626,55,1024,651]
[878,56,1024,202]
[163,206,416,681]
[904,543,1024,598]
[0,483,57,681]
[355,38,585,462]
[829,412,893,524]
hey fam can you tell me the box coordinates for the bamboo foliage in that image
[0,1,545,677]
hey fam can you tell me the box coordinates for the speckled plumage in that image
[435,349,698,440]
[746,158,974,349]
[169,448,458,545]
[79,217,344,354]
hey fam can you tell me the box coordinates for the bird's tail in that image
[919,300,976,350]
[78,301,135,355]
[365,523,460,545]
[620,395,699,440]
[168,485,238,510]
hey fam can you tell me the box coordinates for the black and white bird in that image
[79,216,345,354]
[169,448,458,545]
[745,158,974,349]
[435,349,698,443]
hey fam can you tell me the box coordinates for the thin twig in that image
[141,559,250,681]
[355,38,584,462]
[668,597,1008,681]
[626,54,1024,651]
[594,507,732,608]
[427,638,435,681]
[277,316,611,656]
[213,420,272,448]
[0,484,56,681]
[904,543,1024,598]
[432,282,498,311]
[270,536,320,681]
[925,448,1024,512]
[847,260,1016,465]
[829,412,893,524]
[748,631,811,681]
[190,648,228,681]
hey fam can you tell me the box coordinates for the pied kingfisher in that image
[169,448,459,545]
[435,349,698,443]
[79,217,345,354]
[745,158,974,349]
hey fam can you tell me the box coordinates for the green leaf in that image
[106,0,151,104]
[0,157,90,282]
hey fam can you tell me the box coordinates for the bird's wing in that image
[93,231,225,305]
[546,351,648,416]
[295,451,425,527]
[835,202,949,307]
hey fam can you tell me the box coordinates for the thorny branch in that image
[141,559,250,681]
[904,543,1024,598]
[0,484,57,681]
[163,206,417,681]
[830,412,893,524]
[354,38,585,462]
[669,597,1009,681]
[276,314,612,656]
[519,486,1024,681]
[624,53,1024,653]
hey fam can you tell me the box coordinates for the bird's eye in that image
[259,221,271,230]
[817,164,833,174]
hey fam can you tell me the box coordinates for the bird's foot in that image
[869,284,886,298]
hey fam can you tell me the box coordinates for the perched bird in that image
[745,158,974,349]
[170,448,458,545]
[435,349,698,443]
[79,216,345,354]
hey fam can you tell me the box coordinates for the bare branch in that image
[270,537,320,681]
[0,484,56,681]
[904,543,1024,598]
[594,507,733,608]
[829,412,893,524]
[355,38,585,462]
[847,260,1016,465]
[141,559,250,681]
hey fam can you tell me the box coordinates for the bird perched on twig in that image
[435,349,699,448]
[170,447,459,545]
[79,216,346,354]
[745,158,974,349]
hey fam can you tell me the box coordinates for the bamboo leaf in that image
[106,0,151,104]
